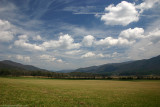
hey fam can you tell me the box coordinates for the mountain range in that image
[0,55,160,76]
[0,60,46,71]
[73,55,160,76]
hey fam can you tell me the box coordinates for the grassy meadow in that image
[0,77,160,107]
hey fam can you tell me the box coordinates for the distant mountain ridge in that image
[0,55,160,76]
[73,55,160,76]
[0,60,46,71]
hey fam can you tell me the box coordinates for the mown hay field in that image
[0,77,160,107]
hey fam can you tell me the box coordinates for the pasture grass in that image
[0,77,160,107]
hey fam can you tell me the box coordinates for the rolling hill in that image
[0,60,45,71]
[74,55,160,76]
[0,60,60,77]
[0,55,160,76]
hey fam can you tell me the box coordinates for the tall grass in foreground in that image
[0,77,160,107]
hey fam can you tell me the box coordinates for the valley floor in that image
[0,77,160,107]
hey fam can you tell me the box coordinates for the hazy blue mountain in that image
[74,55,160,76]
[1,55,160,76]
[0,60,46,71]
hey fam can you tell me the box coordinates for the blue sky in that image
[0,0,160,70]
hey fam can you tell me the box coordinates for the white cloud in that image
[96,37,118,46]
[127,38,160,60]
[16,55,31,62]
[136,0,160,13]
[12,27,159,64]
[0,31,14,42]
[81,52,113,59]
[16,55,23,60]
[112,52,119,57]
[81,52,95,58]
[126,28,160,60]
[14,39,45,51]
[13,32,137,52]
[14,34,81,51]
[97,53,113,58]
[65,50,81,55]
[95,36,132,46]
[147,28,160,38]
[101,0,159,26]
[14,35,45,51]
[139,47,145,51]
[23,57,31,62]
[0,19,14,42]
[147,28,160,43]
[42,34,81,49]
[95,27,147,47]
[119,27,145,40]
[82,35,95,47]
[39,54,56,62]
[0,19,12,30]
[57,59,63,63]
[39,55,65,64]
[118,27,160,59]
[118,37,135,45]
[18,35,28,40]
[97,53,105,58]
[101,1,139,26]
[32,35,42,41]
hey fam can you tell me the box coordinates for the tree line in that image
[0,68,160,80]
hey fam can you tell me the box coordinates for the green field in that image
[0,77,160,107]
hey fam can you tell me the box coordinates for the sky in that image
[0,0,160,70]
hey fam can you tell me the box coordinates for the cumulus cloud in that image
[81,52,113,58]
[82,35,95,47]
[13,31,138,52]
[39,54,64,63]
[95,37,133,46]
[80,28,141,47]
[0,19,14,42]
[119,27,160,44]
[32,35,42,41]
[81,52,95,58]
[101,0,159,26]
[96,37,118,46]
[136,0,160,13]
[65,50,81,55]
[42,34,81,49]
[127,39,160,60]
[14,34,81,51]
[82,27,148,47]
[119,27,145,40]
[147,28,160,43]
[0,19,12,30]
[97,53,105,58]
[13,27,158,55]
[101,1,139,26]
[94,27,147,47]
[0,31,14,42]
[148,28,160,38]
[18,35,28,40]
[16,55,31,62]
[14,35,45,51]
[57,59,63,63]
[39,54,56,62]
[126,28,160,60]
